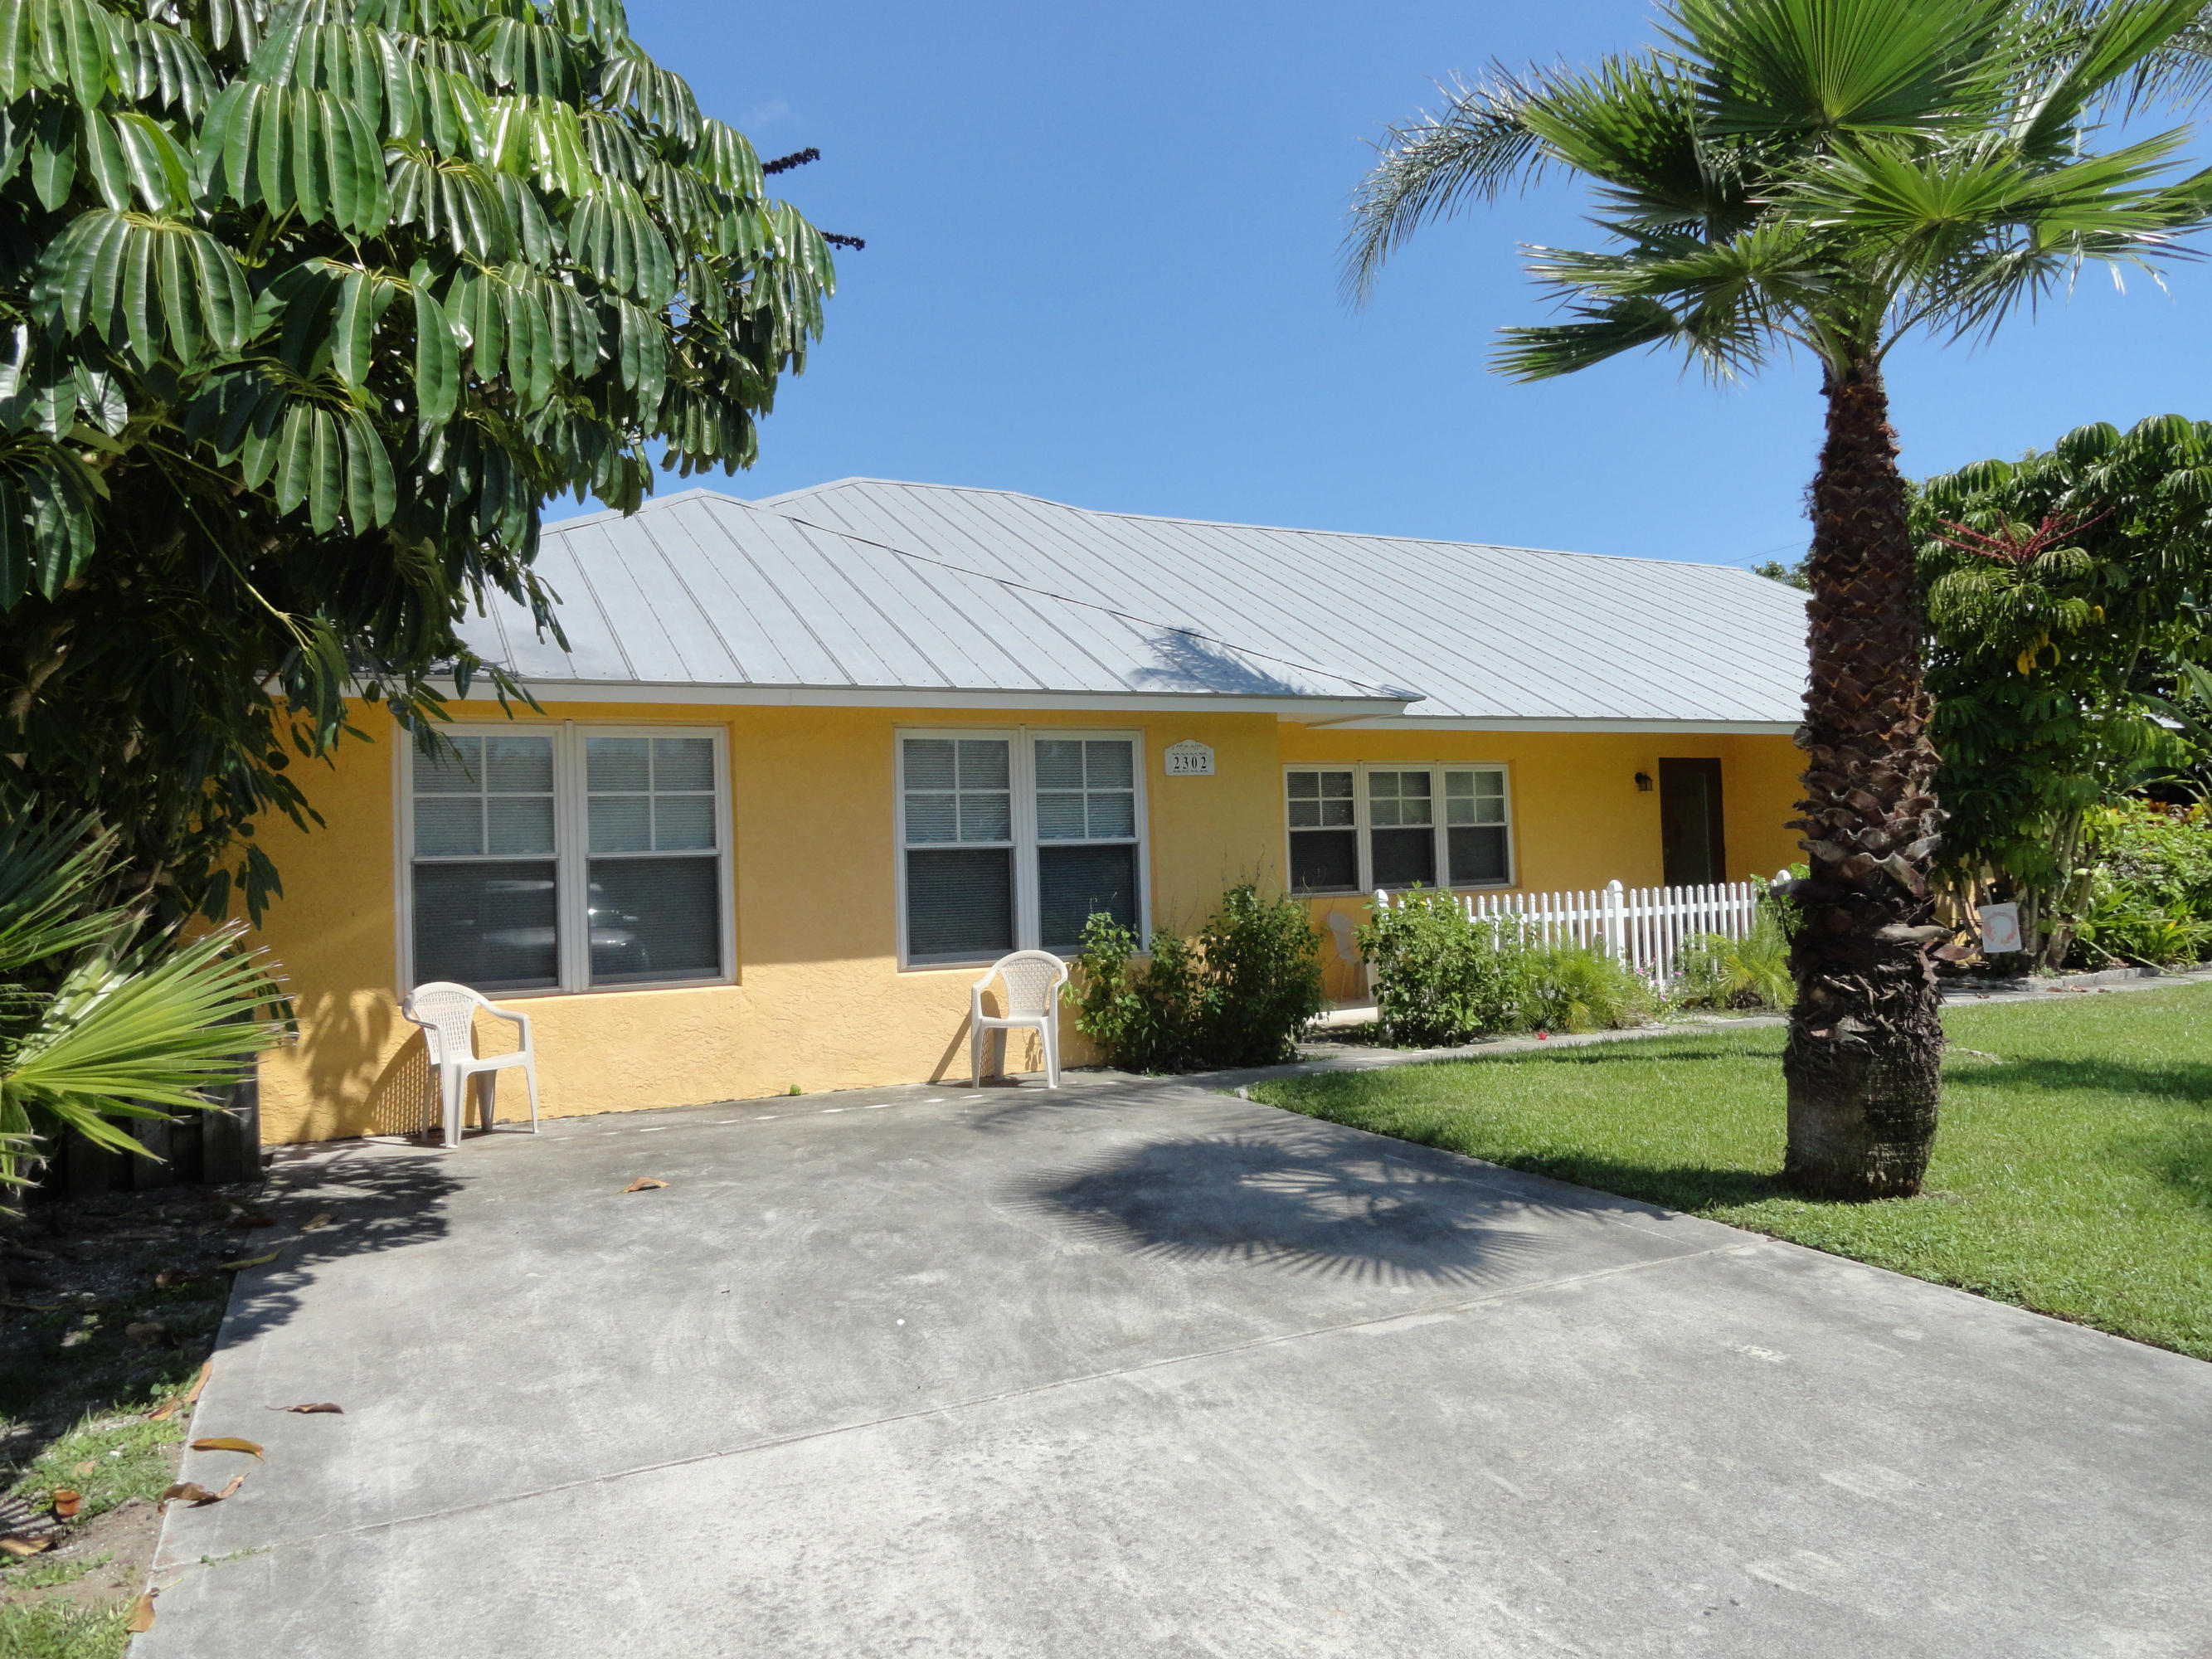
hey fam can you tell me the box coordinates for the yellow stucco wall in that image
[1278,728,1804,1000]
[246,704,1805,1142]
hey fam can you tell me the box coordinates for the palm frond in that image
[1667,0,2016,140]
[2,922,283,1127]
[0,812,119,975]
[1492,295,1689,379]
[1340,63,1557,304]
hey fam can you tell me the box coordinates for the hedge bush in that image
[1069,883,1325,1072]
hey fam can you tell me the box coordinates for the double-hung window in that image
[1285,763,1512,894]
[898,729,1145,966]
[404,726,732,994]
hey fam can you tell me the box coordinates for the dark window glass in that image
[1039,843,1138,950]
[1291,829,1359,893]
[1370,826,1436,889]
[411,862,557,990]
[586,858,720,985]
[907,847,1014,960]
[1448,825,1509,885]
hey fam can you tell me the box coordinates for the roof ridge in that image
[755,477,1796,578]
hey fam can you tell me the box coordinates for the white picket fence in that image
[1373,872,1791,984]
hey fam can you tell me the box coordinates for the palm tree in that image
[1343,0,2212,1196]
[0,814,281,1192]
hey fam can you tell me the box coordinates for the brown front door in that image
[1660,759,1726,887]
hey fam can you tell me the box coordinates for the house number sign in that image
[1164,741,1215,776]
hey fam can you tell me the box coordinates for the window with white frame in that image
[1285,763,1512,894]
[899,730,1145,965]
[406,727,730,993]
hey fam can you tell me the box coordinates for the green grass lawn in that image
[1252,984,2212,1360]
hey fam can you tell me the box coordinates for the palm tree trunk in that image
[1784,358,1945,1199]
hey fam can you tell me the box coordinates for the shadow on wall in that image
[366,1028,437,1137]
[1005,1119,1568,1289]
[927,993,1048,1085]
[291,990,534,1140]
[290,987,404,1131]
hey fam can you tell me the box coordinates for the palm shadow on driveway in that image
[1009,1123,1576,1291]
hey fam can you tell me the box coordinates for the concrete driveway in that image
[141,1075,2212,1657]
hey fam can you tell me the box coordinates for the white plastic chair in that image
[401,981,541,1147]
[970,951,1069,1089]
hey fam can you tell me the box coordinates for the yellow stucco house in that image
[247,479,1811,1143]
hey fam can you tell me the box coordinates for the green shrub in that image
[1674,906,1796,1012]
[1523,943,1655,1034]
[2073,884,2212,967]
[2067,800,2212,967]
[1356,887,1533,1046]
[1069,884,1324,1072]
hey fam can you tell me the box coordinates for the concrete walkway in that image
[141,1077,2212,1657]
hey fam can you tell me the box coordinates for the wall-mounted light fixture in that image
[1635,771,1654,793]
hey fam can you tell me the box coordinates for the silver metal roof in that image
[457,490,1412,718]
[758,479,1812,731]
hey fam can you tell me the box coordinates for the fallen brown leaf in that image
[150,1359,214,1421]
[161,1473,245,1508]
[127,1593,156,1633]
[188,1436,265,1459]
[153,1269,201,1289]
[0,1535,51,1557]
[213,1252,278,1271]
[301,1213,334,1231]
[621,1177,668,1193]
[72,1460,95,1477]
[270,1402,343,1414]
[51,1489,81,1519]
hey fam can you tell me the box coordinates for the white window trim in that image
[1281,761,1515,896]
[395,721,737,997]
[894,726,1150,971]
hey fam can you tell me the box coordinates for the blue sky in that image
[557,0,2212,568]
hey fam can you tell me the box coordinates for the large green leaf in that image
[566,177,674,301]
[202,80,392,232]
[475,12,577,100]
[32,208,251,365]
[387,144,513,257]
[596,36,698,138]
[411,264,460,421]
[0,440,100,602]
[686,117,761,198]
[119,15,214,119]
[484,92,591,197]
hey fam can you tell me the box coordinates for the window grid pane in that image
[413,735,554,861]
[1034,737,1136,844]
[1287,769,1359,893]
[586,734,717,856]
[904,737,1013,849]
[412,730,726,995]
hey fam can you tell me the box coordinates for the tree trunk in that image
[1784,359,1944,1199]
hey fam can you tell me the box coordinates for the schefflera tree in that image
[1344,0,2212,1196]
[0,0,836,924]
